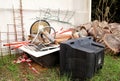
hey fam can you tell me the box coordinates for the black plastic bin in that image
[30,51,59,67]
[60,37,105,81]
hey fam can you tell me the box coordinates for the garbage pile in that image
[28,20,120,54]
[72,20,120,54]
[4,20,120,55]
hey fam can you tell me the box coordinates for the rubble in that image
[4,20,120,56]
[74,20,120,54]
[27,20,120,54]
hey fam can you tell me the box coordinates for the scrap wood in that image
[89,20,111,40]
[74,20,120,54]
[26,20,120,54]
[80,22,92,31]
[43,28,74,43]
[72,26,88,38]
[103,34,120,53]
[58,28,74,34]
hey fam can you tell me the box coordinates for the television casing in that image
[60,37,104,80]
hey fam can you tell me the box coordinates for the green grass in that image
[0,55,21,81]
[0,55,70,81]
[0,54,120,81]
[91,55,120,81]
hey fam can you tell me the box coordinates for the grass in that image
[91,54,120,81]
[0,54,120,81]
[0,55,20,81]
[0,55,70,81]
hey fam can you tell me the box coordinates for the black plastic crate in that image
[60,37,104,81]
[30,51,59,67]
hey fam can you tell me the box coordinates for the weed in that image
[93,0,117,22]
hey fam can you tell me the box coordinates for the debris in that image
[3,19,120,60]
[74,20,120,54]
[103,34,120,53]
[27,20,120,54]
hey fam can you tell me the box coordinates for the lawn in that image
[0,53,120,81]
[91,54,120,81]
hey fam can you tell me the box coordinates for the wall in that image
[0,0,91,45]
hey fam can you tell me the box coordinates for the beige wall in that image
[0,0,91,40]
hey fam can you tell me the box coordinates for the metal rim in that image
[30,20,50,34]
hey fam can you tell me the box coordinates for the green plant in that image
[92,0,117,22]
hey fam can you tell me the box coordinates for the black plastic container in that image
[60,37,104,81]
[30,51,59,67]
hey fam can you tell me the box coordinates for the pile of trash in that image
[72,20,120,54]
[5,20,120,55]
[28,20,120,54]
